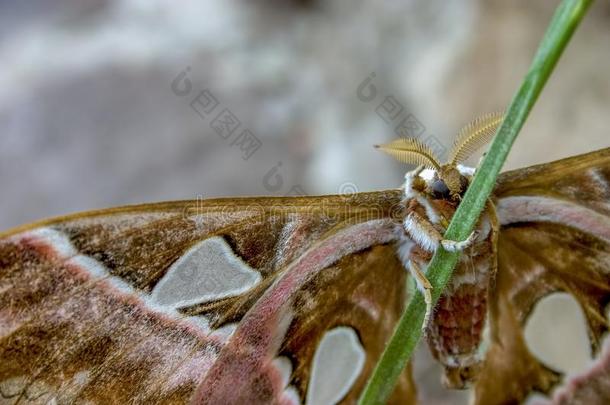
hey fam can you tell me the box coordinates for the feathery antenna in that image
[447,112,504,165]
[375,138,441,170]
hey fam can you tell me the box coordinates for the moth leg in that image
[441,231,478,252]
[408,260,433,329]
[404,211,478,253]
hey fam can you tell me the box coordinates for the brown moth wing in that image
[474,148,610,404]
[0,191,415,404]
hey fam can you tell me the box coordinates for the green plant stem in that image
[359,0,593,403]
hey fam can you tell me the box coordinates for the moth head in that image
[375,112,503,201]
[428,164,469,200]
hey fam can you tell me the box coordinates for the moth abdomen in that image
[426,259,492,389]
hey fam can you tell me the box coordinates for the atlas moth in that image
[1,112,609,404]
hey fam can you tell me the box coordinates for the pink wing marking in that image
[497,196,610,243]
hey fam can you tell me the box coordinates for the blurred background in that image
[1,0,609,403]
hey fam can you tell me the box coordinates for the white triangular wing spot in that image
[524,292,591,374]
[282,385,301,405]
[272,356,293,388]
[151,236,262,308]
[209,322,238,341]
[306,327,365,405]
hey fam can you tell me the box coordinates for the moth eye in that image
[430,179,451,199]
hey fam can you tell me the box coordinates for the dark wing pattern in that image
[474,148,610,404]
[0,191,416,404]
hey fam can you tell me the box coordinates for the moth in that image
[1,113,609,405]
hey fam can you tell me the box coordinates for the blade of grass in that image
[359,0,593,403]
